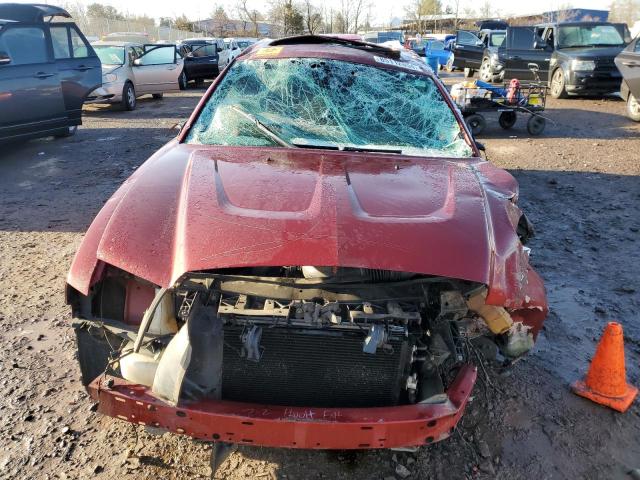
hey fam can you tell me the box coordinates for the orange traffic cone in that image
[572,322,638,412]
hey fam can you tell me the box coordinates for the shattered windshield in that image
[186,58,472,157]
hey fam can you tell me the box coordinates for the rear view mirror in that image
[0,51,11,65]
[528,62,540,72]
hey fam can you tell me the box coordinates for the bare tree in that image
[303,0,323,33]
[479,0,491,18]
[236,0,262,36]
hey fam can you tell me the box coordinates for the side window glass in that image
[138,46,175,65]
[457,31,480,46]
[0,27,48,65]
[70,27,90,58]
[50,26,71,59]
[510,28,535,49]
[635,40,640,53]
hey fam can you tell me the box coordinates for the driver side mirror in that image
[133,58,142,66]
[533,39,548,50]
[0,51,11,65]
[217,46,223,52]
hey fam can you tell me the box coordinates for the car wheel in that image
[527,115,546,135]
[627,93,640,122]
[498,111,517,129]
[445,55,454,72]
[479,60,492,82]
[464,67,475,78]
[550,68,567,99]
[122,82,136,111]
[179,70,188,90]
[152,93,164,99]
[54,125,77,138]
[465,114,486,136]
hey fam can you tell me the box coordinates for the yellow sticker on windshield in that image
[255,46,283,58]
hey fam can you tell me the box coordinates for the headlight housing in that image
[571,59,595,71]
[103,73,118,83]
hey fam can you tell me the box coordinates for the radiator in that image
[221,325,410,408]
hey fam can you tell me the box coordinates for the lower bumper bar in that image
[88,364,477,449]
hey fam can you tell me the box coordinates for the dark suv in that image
[0,4,100,142]
[494,23,626,97]
[453,29,507,81]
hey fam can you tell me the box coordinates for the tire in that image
[464,67,475,78]
[54,125,77,138]
[178,70,188,90]
[152,93,164,99]
[479,59,493,82]
[626,93,640,122]
[550,68,568,99]
[465,114,486,136]
[121,82,136,111]
[498,111,517,129]
[445,55,454,73]
[527,115,546,135]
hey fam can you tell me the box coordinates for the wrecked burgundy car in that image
[66,36,547,458]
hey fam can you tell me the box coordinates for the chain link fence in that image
[71,16,203,43]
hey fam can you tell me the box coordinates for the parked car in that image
[503,23,626,98]
[453,29,506,80]
[615,35,640,121]
[87,42,183,110]
[224,38,243,62]
[234,37,258,50]
[0,3,100,142]
[177,38,230,86]
[362,30,404,44]
[424,39,453,71]
[67,35,547,469]
[102,32,151,44]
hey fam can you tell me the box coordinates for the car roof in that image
[536,21,613,27]
[92,41,141,47]
[240,35,432,76]
[0,3,70,23]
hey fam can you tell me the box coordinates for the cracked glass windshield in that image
[186,57,473,158]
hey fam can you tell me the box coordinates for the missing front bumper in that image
[88,365,477,450]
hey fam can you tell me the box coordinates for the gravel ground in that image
[0,77,639,480]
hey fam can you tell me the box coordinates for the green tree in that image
[283,1,304,34]
[86,3,124,20]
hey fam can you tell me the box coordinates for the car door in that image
[0,24,66,140]
[504,27,551,81]
[615,37,640,99]
[453,30,484,70]
[187,42,218,77]
[49,23,101,125]
[132,45,179,94]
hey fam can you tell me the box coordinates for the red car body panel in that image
[67,144,546,333]
[89,365,477,449]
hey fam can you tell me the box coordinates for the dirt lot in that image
[1,77,639,480]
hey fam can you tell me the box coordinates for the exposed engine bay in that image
[71,265,535,409]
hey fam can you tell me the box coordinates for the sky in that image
[15,0,614,25]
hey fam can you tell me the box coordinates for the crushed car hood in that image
[68,144,535,307]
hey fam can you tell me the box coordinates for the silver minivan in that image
[87,41,185,110]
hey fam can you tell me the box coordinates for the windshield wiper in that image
[291,142,402,154]
[230,105,293,148]
[343,146,402,154]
